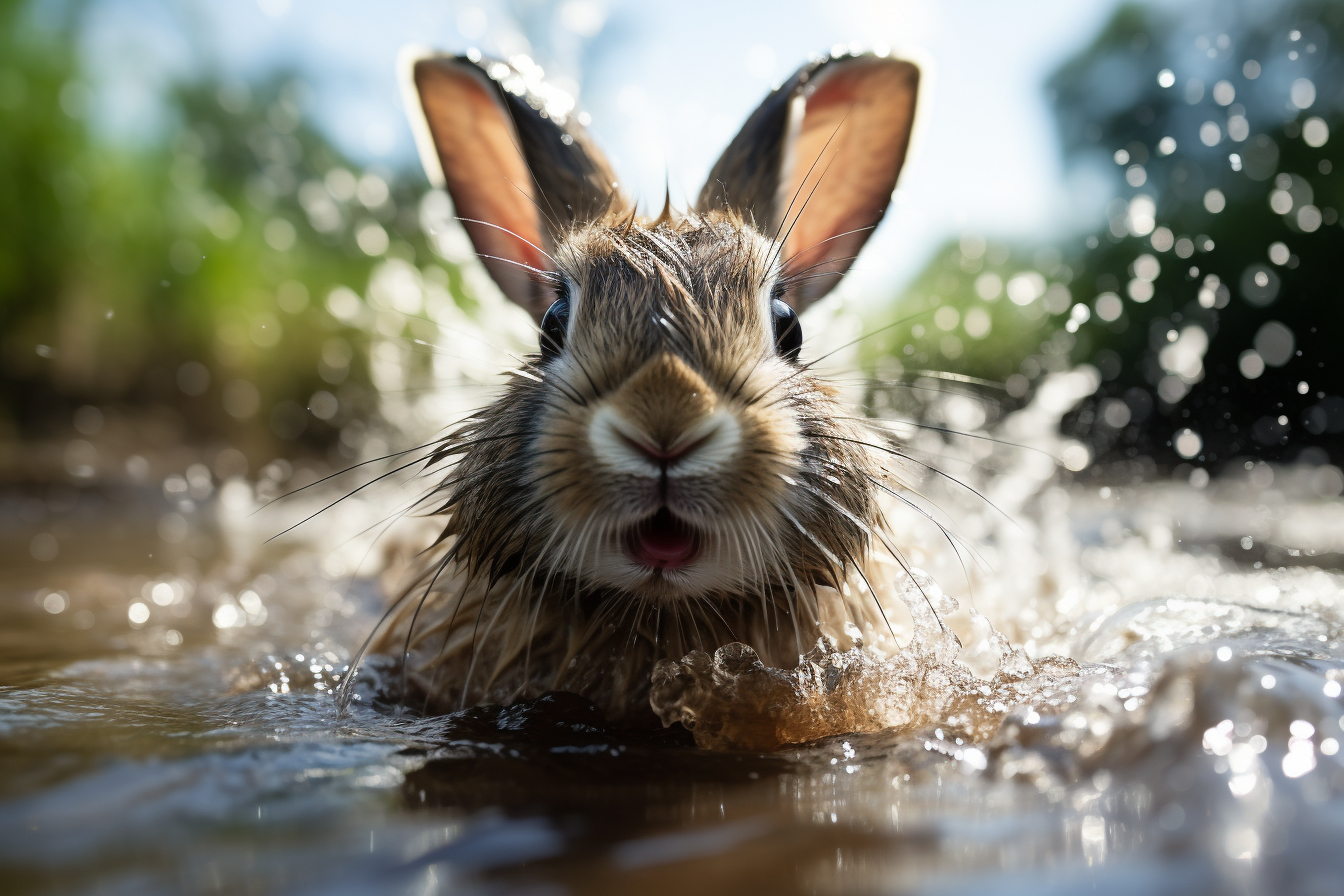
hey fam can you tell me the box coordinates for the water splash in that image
[650,637,1094,751]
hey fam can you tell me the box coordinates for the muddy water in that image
[3,450,1344,894]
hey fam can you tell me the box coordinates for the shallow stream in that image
[4,439,1344,894]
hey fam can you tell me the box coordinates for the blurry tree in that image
[868,0,1344,475]
[860,237,1081,418]
[1052,0,1344,472]
[0,0,466,469]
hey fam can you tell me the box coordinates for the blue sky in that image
[81,0,1123,302]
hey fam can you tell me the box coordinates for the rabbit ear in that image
[698,53,919,310]
[404,52,623,319]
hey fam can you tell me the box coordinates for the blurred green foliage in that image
[862,239,1082,384]
[0,0,453,463]
[1055,0,1344,470]
[871,0,1344,471]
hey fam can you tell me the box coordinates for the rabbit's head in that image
[408,50,919,613]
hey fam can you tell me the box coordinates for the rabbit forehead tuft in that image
[555,212,778,374]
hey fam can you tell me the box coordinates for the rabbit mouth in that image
[625,508,699,571]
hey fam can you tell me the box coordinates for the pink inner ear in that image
[414,61,556,319]
[778,59,918,308]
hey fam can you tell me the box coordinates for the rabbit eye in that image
[771,298,802,362]
[540,290,571,359]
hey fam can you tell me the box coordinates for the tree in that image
[868,0,1344,474]
[1051,0,1344,470]
[0,0,465,464]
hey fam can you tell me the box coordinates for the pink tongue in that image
[632,511,696,569]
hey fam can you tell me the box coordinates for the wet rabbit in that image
[358,49,921,718]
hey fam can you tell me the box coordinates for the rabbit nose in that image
[619,429,717,467]
[588,406,742,478]
[587,352,742,477]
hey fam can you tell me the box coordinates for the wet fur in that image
[378,211,891,716]
[366,50,921,718]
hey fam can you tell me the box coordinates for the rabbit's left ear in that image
[403,51,623,320]
[698,53,919,310]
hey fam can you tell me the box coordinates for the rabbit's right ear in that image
[404,52,623,320]
[698,52,919,311]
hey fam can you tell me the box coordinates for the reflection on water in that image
[3,424,1344,894]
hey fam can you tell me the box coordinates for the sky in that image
[80,0,1124,304]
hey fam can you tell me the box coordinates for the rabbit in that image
[354,47,922,720]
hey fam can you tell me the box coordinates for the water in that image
[4,399,1344,894]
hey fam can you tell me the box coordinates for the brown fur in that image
[376,212,882,716]
[368,50,921,718]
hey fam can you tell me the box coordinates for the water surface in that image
[3,458,1344,895]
